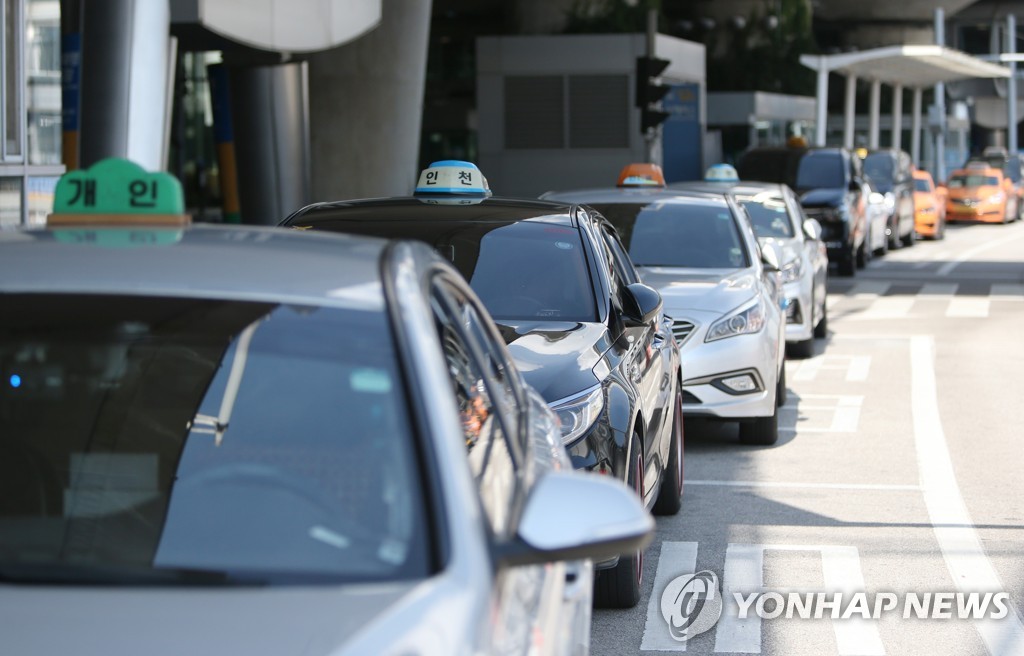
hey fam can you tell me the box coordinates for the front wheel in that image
[653,390,684,516]
[902,224,916,246]
[855,239,869,269]
[594,431,644,608]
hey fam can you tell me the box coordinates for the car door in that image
[428,273,575,655]
[786,186,827,308]
[590,215,668,496]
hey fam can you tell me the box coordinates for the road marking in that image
[780,394,863,433]
[936,229,1024,276]
[850,281,891,298]
[854,296,915,320]
[793,355,872,382]
[714,544,884,655]
[920,283,958,297]
[945,297,990,318]
[910,335,1024,654]
[641,541,699,651]
[684,480,921,491]
[826,295,843,312]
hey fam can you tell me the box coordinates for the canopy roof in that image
[800,45,1010,87]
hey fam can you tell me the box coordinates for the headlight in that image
[705,299,766,342]
[989,192,1005,204]
[549,386,604,446]
[780,258,803,283]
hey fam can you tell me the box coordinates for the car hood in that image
[799,187,846,208]
[0,581,428,656]
[637,267,759,314]
[496,321,610,402]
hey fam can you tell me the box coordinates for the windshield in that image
[948,174,999,188]
[590,201,750,269]
[737,194,795,238]
[913,178,931,193]
[863,155,895,192]
[300,216,597,322]
[0,295,429,585]
[796,153,846,190]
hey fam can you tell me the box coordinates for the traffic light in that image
[635,56,672,132]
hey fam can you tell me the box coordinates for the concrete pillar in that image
[815,61,829,147]
[843,74,857,149]
[308,0,432,200]
[228,63,310,225]
[911,87,923,166]
[935,8,947,181]
[79,0,172,170]
[868,79,881,149]
[892,84,903,150]
[1009,14,1018,153]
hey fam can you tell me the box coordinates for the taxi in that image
[671,167,829,358]
[912,168,946,239]
[945,164,1018,224]
[0,159,652,655]
[281,160,683,609]
[545,164,787,445]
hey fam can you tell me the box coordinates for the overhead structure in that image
[800,45,1010,166]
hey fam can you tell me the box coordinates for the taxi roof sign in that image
[617,163,665,188]
[415,160,492,197]
[704,163,739,182]
[49,158,189,226]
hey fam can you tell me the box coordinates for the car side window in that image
[602,226,640,286]
[430,277,521,537]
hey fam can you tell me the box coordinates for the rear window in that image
[796,153,846,190]
[948,175,999,188]
[863,154,895,192]
[589,201,749,269]
[736,194,795,239]
[0,294,430,585]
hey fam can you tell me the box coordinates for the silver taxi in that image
[545,165,787,445]
[0,218,651,655]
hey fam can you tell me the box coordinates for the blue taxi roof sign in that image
[704,163,739,182]
[415,160,492,197]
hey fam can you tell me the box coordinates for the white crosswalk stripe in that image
[827,283,1024,320]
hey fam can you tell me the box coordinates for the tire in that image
[837,249,856,277]
[775,362,787,407]
[855,239,869,269]
[789,337,814,359]
[887,217,901,250]
[653,389,684,516]
[936,217,946,240]
[902,223,916,246]
[814,297,829,338]
[739,404,780,446]
[594,431,644,608]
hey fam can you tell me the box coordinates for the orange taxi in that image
[945,165,1018,224]
[912,168,946,239]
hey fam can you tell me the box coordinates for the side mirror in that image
[495,470,654,568]
[621,282,663,327]
[761,242,782,272]
[803,218,823,241]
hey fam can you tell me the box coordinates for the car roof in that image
[0,224,392,311]
[543,187,729,207]
[669,180,785,197]
[286,196,578,227]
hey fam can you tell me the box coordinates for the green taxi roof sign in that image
[50,158,188,223]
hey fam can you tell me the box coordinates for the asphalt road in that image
[591,219,1024,656]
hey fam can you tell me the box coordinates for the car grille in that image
[671,319,697,345]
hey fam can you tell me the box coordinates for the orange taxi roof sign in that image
[617,163,665,188]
